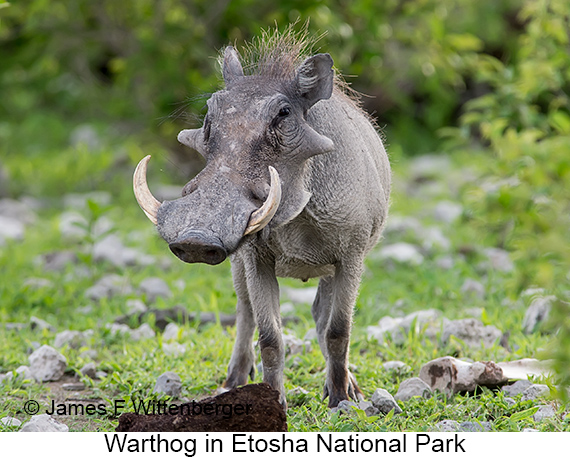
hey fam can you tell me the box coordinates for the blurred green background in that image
[1,0,569,393]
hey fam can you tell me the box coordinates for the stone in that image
[139,277,172,303]
[1,417,21,427]
[163,342,187,357]
[0,198,37,224]
[482,247,514,272]
[62,382,86,391]
[126,298,148,314]
[282,333,311,356]
[162,323,180,341]
[370,388,402,415]
[58,211,89,238]
[23,278,53,290]
[376,242,424,265]
[522,295,555,334]
[422,226,451,251]
[281,286,318,305]
[533,405,556,422]
[459,421,492,432]
[106,323,132,336]
[130,323,156,341]
[53,330,87,349]
[63,190,111,209]
[435,420,460,432]
[153,371,182,397]
[441,318,502,348]
[383,361,411,373]
[394,377,432,402]
[117,383,287,432]
[28,345,67,382]
[368,309,442,345]
[80,362,98,379]
[303,328,318,341]
[435,256,455,269]
[93,234,150,268]
[331,400,358,414]
[502,380,533,397]
[0,215,25,241]
[433,201,463,224]
[460,279,485,300]
[20,414,69,432]
[36,250,77,272]
[521,384,550,401]
[85,274,133,301]
[359,400,380,417]
[419,357,506,395]
[30,316,56,332]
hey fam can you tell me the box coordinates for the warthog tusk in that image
[244,166,282,235]
[133,155,161,225]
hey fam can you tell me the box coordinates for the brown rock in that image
[116,383,287,432]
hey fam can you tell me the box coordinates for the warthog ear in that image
[223,46,244,86]
[295,53,334,110]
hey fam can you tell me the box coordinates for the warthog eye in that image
[278,106,291,117]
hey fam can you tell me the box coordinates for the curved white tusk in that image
[244,166,282,235]
[133,155,161,225]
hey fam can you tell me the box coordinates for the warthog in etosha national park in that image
[133,28,391,408]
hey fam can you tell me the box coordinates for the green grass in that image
[0,129,567,432]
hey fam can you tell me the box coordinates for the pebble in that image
[0,198,37,224]
[482,247,514,272]
[497,359,553,380]
[376,242,424,265]
[162,342,187,357]
[435,420,459,432]
[130,323,156,341]
[30,316,56,333]
[382,361,411,373]
[522,295,555,334]
[80,362,98,379]
[502,380,533,397]
[139,277,172,303]
[521,384,550,401]
[0,215,25,241]
[106,323,132,336]
[85,274,133,301]
[35,251,77,272]
[533,405,556,422]
[23,278,54,290]
[1,417,22,427]
[367,309,442,345]
[53,330,87,349]
[126,299,148,314]
[282,333,312,356]
[370,388,402,415]
[460,279,485,300]
[394,377,432,402]
[162,323,180,341]
[20,414,69,432]
[93,234,153,268]
[153,371,182,397]
[331,400,358,414]
[281,286,318,305]
[433,201,463,224]
[28,345,67,382]
[441,318,502,348]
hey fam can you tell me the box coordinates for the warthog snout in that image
[169,231,227,265]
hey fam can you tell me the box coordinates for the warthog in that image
[133,31,390,408]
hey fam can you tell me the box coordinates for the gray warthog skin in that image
[142,34,390,408]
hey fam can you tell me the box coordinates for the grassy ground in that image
[0,123,567,432]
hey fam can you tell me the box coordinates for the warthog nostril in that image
[169,232,227,265]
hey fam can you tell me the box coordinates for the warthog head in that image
[134,46,335,264]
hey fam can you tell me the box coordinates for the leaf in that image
[509,406,540,422]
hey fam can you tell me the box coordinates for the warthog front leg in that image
[223,257,256,388]
[312,263,364,407]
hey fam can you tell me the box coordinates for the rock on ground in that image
[533,405,556,422]
[138,277,172,303]
[394,377,432,402]
[370,388,402,415]
[521,384,550,401]
[376,242,424,265]
[419,356,506,395]
[441,318,502,348]
[20,414,68,432]
[522,295,555,334]
[502,380,533,397]
[28,345,67,382]
[153,371,182,397]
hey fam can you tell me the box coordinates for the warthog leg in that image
[313,262,364,407]
[223,256,256,389]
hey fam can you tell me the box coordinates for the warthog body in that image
[134,31,390,407]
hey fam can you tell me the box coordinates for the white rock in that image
[58,211,89,238]
[131,323,155,341]
[20,414,68,432]
[0,215,25,240]
[482,247,514,272]
[281,286,318,305]
[435,256,455,269]
[521,384,550,401]
[382,361,410,373]
[0,198,37,224]
[460,279,485,299]
[522,295,555,334]
[442,318,502,348]
[533,405,556,422]
[409,154,452,179]
[139,277,172,303]
[85,274,133,301]
[153,371,182,397]
[370,388,402,414]
[282,333,311,356]
[162,323,180,341]
[394,377,432,402]
[53,330,86,349]
[163,343,187,357]
[105,323,132,336]
[63,190,110,209]
[377,242,424,265]
[28,345,67,382]
[126,299,148,314]
[1,416,21,427]
[303,328,318,341]
[433,201,463,224]
[422,226,451,251]
[497,359,553,381]
[93,234,146,268]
